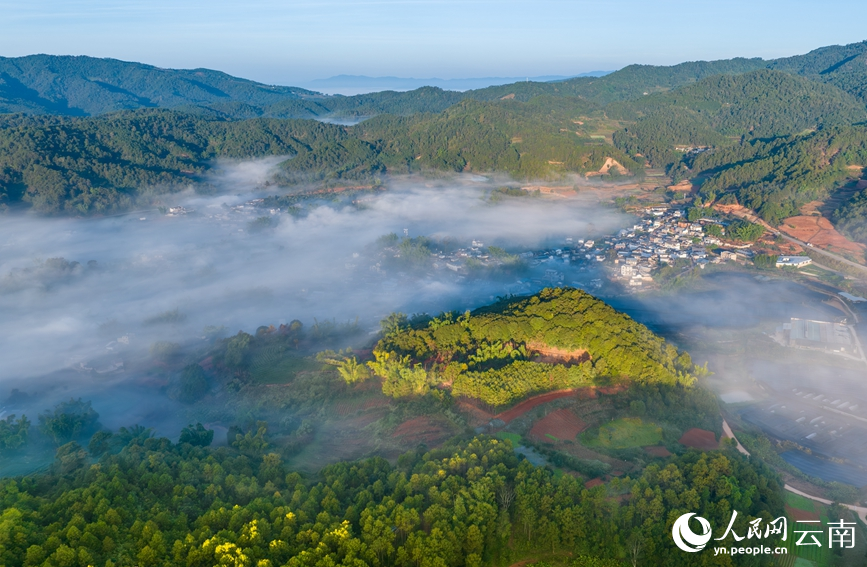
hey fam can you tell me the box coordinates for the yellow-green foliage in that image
[0,436,786,567]
[370,288,701,406]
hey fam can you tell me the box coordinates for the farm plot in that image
[678,428,719,450]
[529,409,587,442]
[581,418,662,449]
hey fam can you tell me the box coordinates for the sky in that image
[1,0,866,85]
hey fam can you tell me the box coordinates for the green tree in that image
[38,399,99,445]
[179,423,214,447]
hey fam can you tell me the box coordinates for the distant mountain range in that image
[300,72,612,95]
[1,41,867,119]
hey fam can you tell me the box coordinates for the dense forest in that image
[686,126,867,224]
[368,288,704,406]
[833,186,867,245]
[0,102,642,214]
[0,432,786,567]
[610,70,867,168]
[0,111,363,214]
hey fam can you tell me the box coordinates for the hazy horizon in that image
[2,0,866,85]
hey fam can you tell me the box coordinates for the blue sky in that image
[1,0,866,85]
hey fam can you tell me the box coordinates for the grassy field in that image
[786,491,818,513]
[496,432,523,445]
[581,418,662,449]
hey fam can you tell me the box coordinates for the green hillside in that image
[0,55,318,115]
[688,126,867,224]
[369,288,703,406]
[769,40,867,103]
[611,70,867,167]
[0,100,644,214]
[0,111,359,213]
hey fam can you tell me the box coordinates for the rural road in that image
[727,207,867,276]
[723,420,867,524]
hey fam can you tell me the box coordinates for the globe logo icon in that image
[672,513,713,552]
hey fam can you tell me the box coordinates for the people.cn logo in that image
[672,513,713,552]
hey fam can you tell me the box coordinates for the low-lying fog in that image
[4,159,867,485]
[0,162,626,384]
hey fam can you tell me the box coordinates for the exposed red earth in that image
[644,446,672,457]
[679,428,719,450]
[529,408,588,442]
[392,416,450,445]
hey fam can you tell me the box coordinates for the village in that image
[366,203,807,294]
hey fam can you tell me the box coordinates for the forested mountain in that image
[353,98,639,180]
[0,54,773,118]
[0,111,364,213]
[0,55,318,116]
[3,40,866,119]
[611,70,867,166]
[769,40,867,103]
[4,41,867,222]
[0,102,642,214]
[687,126,867,224]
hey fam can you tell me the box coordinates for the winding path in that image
[722,420,867,524]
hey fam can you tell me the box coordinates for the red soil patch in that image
[785,505,820,522]
[644,446,672,458]
[494,389,579,423]
[714,203,749,215]
[392,416,449,445]
[457,399,495,425]
[779,215,865,254]
[584,478,604,489]
[458,384,628,425]
[527,342,591,365]
[679,428,719,450]
[529,409,587,442]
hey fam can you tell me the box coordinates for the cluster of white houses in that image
[605,207,744,287]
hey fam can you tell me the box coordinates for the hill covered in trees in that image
[0,102,642,214]
[611,70,867,167]
[685,126,867,224]
[368,288,704,407]
[0,111,363,214]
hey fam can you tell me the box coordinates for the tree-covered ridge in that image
[356,99,640,179]
[610,70,867,168]
[0,54,770,119]
[369,288,703,407]
[0,100,643,214]
[612,70,866,135]
[832,185,867,245]
[3,41,867,119]
[0,110,367,213]
[686,126,867,224]
[0,55,319,116]
[768,40,867,104]
[0,432,784,567]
